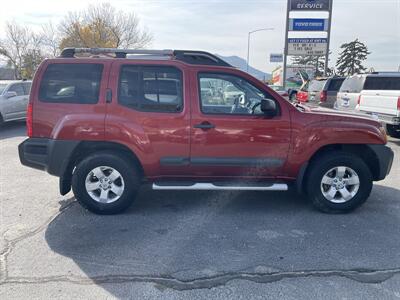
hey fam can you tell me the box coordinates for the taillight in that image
[397,96,400,110]
[320,91,327,102]
[357,95,362,105]
[26,102,33,137]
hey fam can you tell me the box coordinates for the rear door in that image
[326,78,344,107]
[337,76,364,112]
[189,69,291,178]
[106,61,191,178]
[308,80,326,106]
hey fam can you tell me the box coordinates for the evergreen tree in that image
[291,55,332,77]
[336,39,370,76]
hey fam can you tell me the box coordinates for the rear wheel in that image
[307,152,373,213]
[72,151,140,214]
[386,124,400,138]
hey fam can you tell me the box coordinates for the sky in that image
[0,0,399,74]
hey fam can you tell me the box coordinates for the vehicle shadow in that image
[0,121,26,140]
[44,184,400,296]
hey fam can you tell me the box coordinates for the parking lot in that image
[0,121,399,299]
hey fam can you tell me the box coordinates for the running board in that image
[152,182,288,191]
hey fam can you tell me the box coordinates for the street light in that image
[246,28,274,73]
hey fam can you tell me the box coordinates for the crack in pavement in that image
[1,197,400,290]
[1,268,400,290]
[0,198,76,283]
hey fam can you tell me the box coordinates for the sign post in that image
[283,0,333,89]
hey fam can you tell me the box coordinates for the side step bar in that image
[152,182,288,191]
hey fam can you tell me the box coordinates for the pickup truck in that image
[18,48,394,215]
[357,74,400,138]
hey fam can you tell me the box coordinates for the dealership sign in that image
[287,38,328,56]
[290,0,331,11]
[289,18,327,31]
[270,53,284,63]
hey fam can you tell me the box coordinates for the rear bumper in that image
[367,144,394,180]
[18,138,79,176]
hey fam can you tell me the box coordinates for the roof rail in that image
[60,48,232,67]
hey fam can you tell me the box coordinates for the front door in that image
[3,83,27,120]
[190,71,291,179]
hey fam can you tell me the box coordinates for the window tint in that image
[39,64,103,103]
[327,79,344,91]
[198,73,272,115]
[364,77,400,90]
[23,82,32,94]
[339,76,365,93]
[119,66,183,113]
[9,83,25,96]
[308,80,326,92]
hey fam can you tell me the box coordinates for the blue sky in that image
[0,0,399,73]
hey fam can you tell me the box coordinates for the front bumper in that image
[18,138,79,176]
[367,144,394,180]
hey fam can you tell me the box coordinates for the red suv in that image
[19,48,394,214]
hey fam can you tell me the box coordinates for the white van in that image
[357,73,400,138]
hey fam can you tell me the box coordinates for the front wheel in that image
[72,151,140,215]
[307,152,373,213]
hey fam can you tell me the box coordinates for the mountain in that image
[216,55,271,81]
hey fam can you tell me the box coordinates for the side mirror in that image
[260,98,277,117]
[5,91,17,99]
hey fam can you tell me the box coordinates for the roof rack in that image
[60,48,232,67]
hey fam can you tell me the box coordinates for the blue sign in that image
[289,18,328,31]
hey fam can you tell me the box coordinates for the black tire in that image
[306,151,373,214]
[386,124,400,138]
[72,151,140,215]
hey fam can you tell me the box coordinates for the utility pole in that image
[246,28,274,73]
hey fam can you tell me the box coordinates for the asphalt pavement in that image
[1,121,400,299]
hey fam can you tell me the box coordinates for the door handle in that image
[194,121,215,130]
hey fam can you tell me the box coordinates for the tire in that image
[72,151,141,215]
[306,151,373,214]
[386,124,400,138]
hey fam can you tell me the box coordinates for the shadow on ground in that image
[45,184,400,296]
[0,121,26,140]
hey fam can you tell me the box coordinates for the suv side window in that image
[328,79,344,91]
[364,77,400,90]
[39,64,103,104]
[119,66,183,113]
[9,83,25,96]
[198,73,271,115]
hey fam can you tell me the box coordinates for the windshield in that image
[339,76,364,93]
[0,84,7,95]
[308,80,326,92]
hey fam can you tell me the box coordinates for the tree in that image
[59,3,153,49]
[335,39,370,76]
[291,54,333,77]
[0,22,45,79]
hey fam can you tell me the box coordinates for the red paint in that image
[320,90,327,102]
[29,57,386,182]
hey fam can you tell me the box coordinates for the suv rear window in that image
[364,77,400,90]
[118,66,183,113]
[39,64,103,104]
[327,78,344,91]
[308,80,326,92]
[339,76,364,93]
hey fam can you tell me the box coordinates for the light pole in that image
[246,28,274,73]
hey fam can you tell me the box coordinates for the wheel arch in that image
[297,144,381,194]
[60,141,144,195]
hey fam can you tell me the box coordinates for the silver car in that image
[0,80,31,125]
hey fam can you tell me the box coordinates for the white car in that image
[336,74,367,112]
[356,73,400,138]
[0,80,32,125]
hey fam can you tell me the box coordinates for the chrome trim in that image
[152,182,288,191]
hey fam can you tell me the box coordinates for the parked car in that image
[357,73,400,138]
[307,77,345,108]
[336,74,368,112]
[0,80,32,125]
[19,48,393,215]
